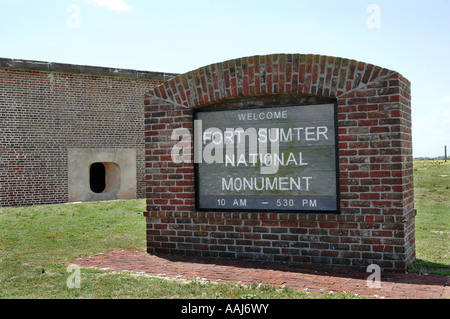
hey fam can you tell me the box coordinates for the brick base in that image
[144,210,415,271]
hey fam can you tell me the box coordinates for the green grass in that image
[0,200,361,299]
[0,200,146,298]
[0,159,448,298]
[409,160,450,276]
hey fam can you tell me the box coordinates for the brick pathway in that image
[71,250,449,299]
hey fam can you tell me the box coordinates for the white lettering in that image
[258,128,267,143]
[233,199,247,206]
[203,128,223,164]
[302,199,317,207]
[222,178,234,191]
[225,154,235,167]
[221,152,307,168]
[180,121,333,172]
[305,127,315,141]
[225,303,270,315]
[181,303,216,316]
[238,110,288,121]
[280,128,292,142]
[224,130,234,144]
[222,177,312,192]
[317,126,329,140]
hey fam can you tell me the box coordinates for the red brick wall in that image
[144,53,414,271]
[0,60,171,207]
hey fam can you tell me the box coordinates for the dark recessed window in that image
[90,162,106,193]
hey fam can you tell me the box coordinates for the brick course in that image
[144,53,414,272]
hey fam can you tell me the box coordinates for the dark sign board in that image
[194,104,339,213]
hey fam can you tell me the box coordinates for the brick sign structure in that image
[143,53,415,271]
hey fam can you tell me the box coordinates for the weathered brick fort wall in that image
[144,53,415,271]
[0,58,175,207]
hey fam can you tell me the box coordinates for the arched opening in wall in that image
[90,163,106,193]
[89,162,121,194]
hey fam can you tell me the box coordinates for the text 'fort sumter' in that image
[191,104,338,211]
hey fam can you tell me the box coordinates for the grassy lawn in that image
[409,160,450,276]
[0,200,360,299]
[0,159,448,298]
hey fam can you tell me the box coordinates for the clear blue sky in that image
[1,0,449,157]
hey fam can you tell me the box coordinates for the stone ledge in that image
[0,57,178,81]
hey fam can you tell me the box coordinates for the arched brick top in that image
[145,53,408,109]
